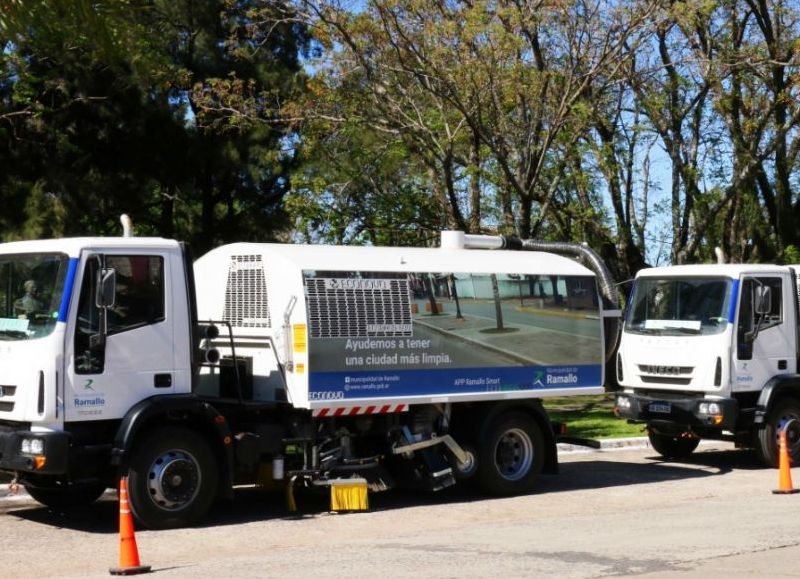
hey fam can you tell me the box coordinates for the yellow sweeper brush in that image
[329,478,369,512]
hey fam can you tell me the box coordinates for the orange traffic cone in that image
[109,477,152,575]
[772,429,799,495]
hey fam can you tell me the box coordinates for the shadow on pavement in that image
[3,447,765,532]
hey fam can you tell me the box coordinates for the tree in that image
[0,0,310,250]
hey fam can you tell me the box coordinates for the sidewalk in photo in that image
[414,312,600,366]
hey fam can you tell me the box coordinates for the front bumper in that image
[0,429,70,474]
[615,392,738,432]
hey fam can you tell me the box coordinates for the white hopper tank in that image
[193,241,606,410]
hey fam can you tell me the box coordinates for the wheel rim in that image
[775,414,800,458]
[147,449,201,511]
[494,427,534,481]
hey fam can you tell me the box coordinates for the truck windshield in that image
[0,253,69,340]
[625,277,732,336]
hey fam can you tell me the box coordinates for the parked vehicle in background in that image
[615,263,800,466]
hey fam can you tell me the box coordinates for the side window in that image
[737,277,782,351]
[106,256,165,334]
[737,279,754,342]
[75,257,103,374]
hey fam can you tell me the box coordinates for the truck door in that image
[64,252,175,421]
[733,275,795,392]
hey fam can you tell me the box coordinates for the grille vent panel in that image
[305,276,412,339]
[222,255,271,328]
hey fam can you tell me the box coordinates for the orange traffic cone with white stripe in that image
[109,477,152,575]
[772,429,799,495]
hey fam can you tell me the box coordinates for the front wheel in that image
[26,482,107,508]
[475,412,544,495]
[648,429,700,459]
[755,398,800,468]
[127,427,219,529]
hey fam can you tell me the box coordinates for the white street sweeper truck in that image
[0,224,620,528]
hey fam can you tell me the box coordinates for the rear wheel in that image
[647,429,700,459]
[476,412,544,495]
[25,482,107,508]
[756,398,800,468]
[127,427,219,529]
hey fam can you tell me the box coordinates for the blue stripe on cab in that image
[728,279,739,323]
[58,258,79,322]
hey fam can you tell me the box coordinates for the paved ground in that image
[2,441,800,578]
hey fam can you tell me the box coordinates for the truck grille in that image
[640,376,692,386]
[637,365,693,386]
[0,385,16,413]
[305,276,413,339]
[222,255,272,328]
[637,365,693,376]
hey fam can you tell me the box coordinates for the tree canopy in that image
[2,0,800,277]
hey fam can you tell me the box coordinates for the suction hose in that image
[439,231,622,362]
[504,236,621,362]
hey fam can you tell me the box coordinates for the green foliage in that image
[3,0,800,274]
[0,0,310,251]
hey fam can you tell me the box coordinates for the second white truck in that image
[615,263,800,466]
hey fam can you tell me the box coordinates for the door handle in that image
[154,373,172,388]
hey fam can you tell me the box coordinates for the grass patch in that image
[543,394,646,440]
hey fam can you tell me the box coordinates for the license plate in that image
[649,402,672,414]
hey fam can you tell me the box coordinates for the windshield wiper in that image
[662,326,701,334]
[0,329,28,340]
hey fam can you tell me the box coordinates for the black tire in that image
[127,426,219,529]
[648,429,700,459]
[755,398,800,468]
[475,412,544,495]
[25,482,107,508]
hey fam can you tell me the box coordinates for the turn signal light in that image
[33,456,47,470]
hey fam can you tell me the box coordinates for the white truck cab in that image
[0,237,194,482]
[615,264,800,465]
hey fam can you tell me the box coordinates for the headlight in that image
[698,402,721,415]
[20,438,44,455]
[616,396,631,410]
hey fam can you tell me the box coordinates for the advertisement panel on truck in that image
[304,270,603,401]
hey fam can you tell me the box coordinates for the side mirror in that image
[95,268,116,308]
[754,285,771,316]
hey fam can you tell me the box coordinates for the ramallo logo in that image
[547,373,579,385]
[74,396,106,407]
[83,379,95,391]
[534,369,581,387]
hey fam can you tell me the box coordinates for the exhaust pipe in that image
[120,214,134,238]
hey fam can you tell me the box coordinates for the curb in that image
[558,436,650,453]
[557,436,723,454]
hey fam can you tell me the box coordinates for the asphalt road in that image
[2,442,799,578]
